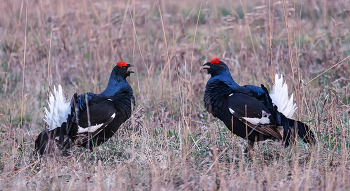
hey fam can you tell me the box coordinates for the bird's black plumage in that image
[202,58,315,148]
[35,62,135,155]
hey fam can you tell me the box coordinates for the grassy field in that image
[0,0,349,190]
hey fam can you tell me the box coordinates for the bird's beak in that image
[127,64,134,75]
[202,63,211,69]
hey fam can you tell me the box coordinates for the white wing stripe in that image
[242,116,270,125]
[242,110,271,125]
[77,113,116,134]
[77,123,104,133]
[229,108,235,114]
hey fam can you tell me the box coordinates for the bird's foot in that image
[243,141,254,158]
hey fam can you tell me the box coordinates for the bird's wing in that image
[242,85,273,104]
[227,93,282,140]
[66,93,97,133]
[75,99,117,135]
[73,92,98,111]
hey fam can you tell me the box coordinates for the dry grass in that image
[0,0,349,190]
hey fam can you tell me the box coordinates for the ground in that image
[0,0,349,190]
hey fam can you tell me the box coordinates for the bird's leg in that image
[85,136,93,152]
[244,141,254,154]
[290,120,299,145]
[88,141,93,152]
[58,123,66,149]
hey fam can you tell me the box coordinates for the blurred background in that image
[0,0,349,190]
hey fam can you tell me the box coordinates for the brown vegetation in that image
[0,0,349,190]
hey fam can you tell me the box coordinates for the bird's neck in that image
[99,75,125,97]
[211,71,240,89]
[204,71,240,110]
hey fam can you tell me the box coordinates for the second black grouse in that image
[202,57,315,150]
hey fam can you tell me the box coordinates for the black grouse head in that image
[202,57,229,76]
[112,61,134,79]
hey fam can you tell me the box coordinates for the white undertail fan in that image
[269,74,297,119]
[44,85,71,131]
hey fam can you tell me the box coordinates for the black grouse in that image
[35,62,135,155]
[202,57,315,150]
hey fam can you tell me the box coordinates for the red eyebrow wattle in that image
[117,61,127,67]
[210,57,220,64]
